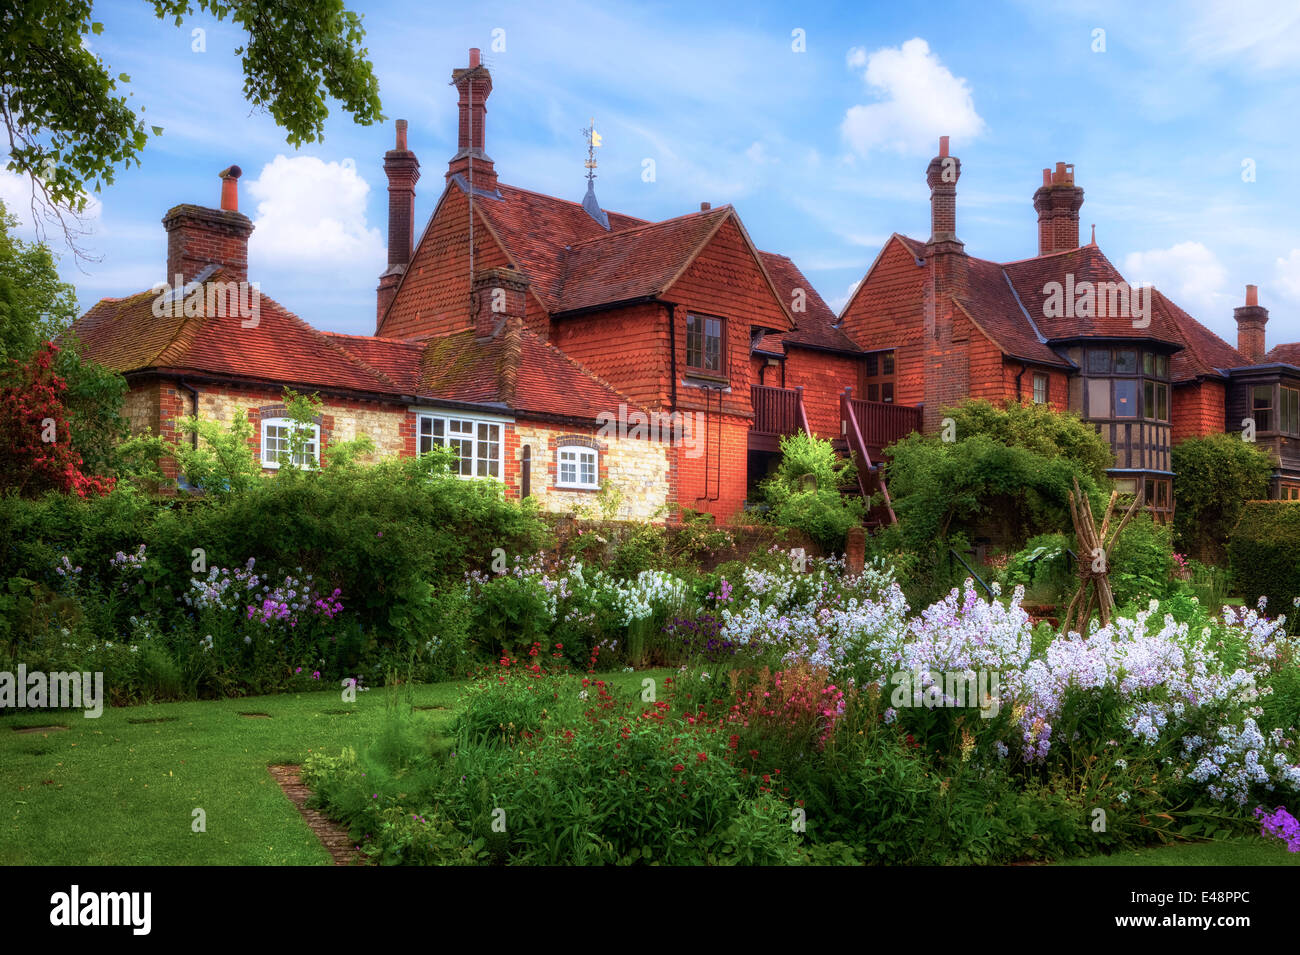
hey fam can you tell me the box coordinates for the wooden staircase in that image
[840,387,922,528]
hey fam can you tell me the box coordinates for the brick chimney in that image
[447,48,497,192]
[923,136,970,433]
[377,119,420,324]
[1033,162,1084,255]
[1234,284,1269,364]
[162,166,254,286]
[472,266,528,338]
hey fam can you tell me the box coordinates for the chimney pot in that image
[395,119,408,151]
[1246,284,1258,307]
[1042,168,1051,187]
[218,165,241,212]
[700,201,710,211]
[939,135,949,157]
[469,47,481,67]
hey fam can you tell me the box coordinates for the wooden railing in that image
[845,396,923,454]
[751,384,806,436]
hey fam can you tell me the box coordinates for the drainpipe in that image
[660,299,679,413]
[1014,362,1028,403]
[177,378,199,449]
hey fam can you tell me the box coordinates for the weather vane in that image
[583,118,602,185]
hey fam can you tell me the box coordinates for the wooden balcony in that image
[843,395,923,459]
[749,384,810,452]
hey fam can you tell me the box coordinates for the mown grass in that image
[2,668,1296,866]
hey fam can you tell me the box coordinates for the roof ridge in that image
[496,180,649,228]
[563,205,729,250]
[999,244,1102,268]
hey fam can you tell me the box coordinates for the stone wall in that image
[511,422,671,521]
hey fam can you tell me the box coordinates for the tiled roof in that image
[417,322,643,421]
[1150,291,1245,381]
[758,252,860,354]
[472,182,649,311]
[553,207,731,313]
[321,332,426,392]
[1002,244,1186,343]
[75,275,398,395]
[956,254,1065,365]
[1264,342,1300,367]
[867,235,1251,380]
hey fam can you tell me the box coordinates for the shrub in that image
[760,431,864,553]
[1109,513,1177,608]
[1229,501,1300,616]
[1171,433,1273,563]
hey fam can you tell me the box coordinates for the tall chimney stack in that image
[1235,284,1269,364]
[377,119,420,325]
[1033,162,1084,255]
[922,136,970,434]
[162,166,254,286]
[447,48,497,192]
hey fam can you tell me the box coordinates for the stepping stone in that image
[239,712,272,718]
[12,725,67,734]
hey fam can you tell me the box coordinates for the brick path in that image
[268,764,366,866]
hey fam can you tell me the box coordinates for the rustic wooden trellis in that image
[1062,477,1144,633]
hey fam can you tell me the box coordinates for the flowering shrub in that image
[182,559,352,693]
[1255,805,1300,852]
[0,342,114,498]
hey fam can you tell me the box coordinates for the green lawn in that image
[0,681,467,864]
[2,671,1296,866]
[1060,838,1300,866]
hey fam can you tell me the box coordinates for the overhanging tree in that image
[1,0,383,250]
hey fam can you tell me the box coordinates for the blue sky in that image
[6,0,1300,347]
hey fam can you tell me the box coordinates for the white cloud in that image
[1275,248,1300,302]
[245,155,384,271]
[841,38,985,157]
[1124,241,1229,320]
[0,167,103,237]
[1182,0,1300,71]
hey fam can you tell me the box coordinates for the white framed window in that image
[261,417,320,469]
[557,446,599,489]
[417,413,502,479]
[1033,373,1049,405]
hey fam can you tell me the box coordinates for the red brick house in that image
[834,139,1300,516]
[73,51,1298,525]
[74,49,883,522]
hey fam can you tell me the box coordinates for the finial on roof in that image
[579,118,610,229]
[1090,223,1096,245]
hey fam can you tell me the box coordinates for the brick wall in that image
[674,413,750,521]
[782,347,862,439]
[1172,379,1227,443]
[838,236,927,408]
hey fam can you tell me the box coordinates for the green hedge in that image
[1228,501,1300,614]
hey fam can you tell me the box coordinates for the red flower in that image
[673,763,685,772]
[696,752,708,762]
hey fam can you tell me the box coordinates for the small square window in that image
[261,418,319,469]
[557,446,599,489]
